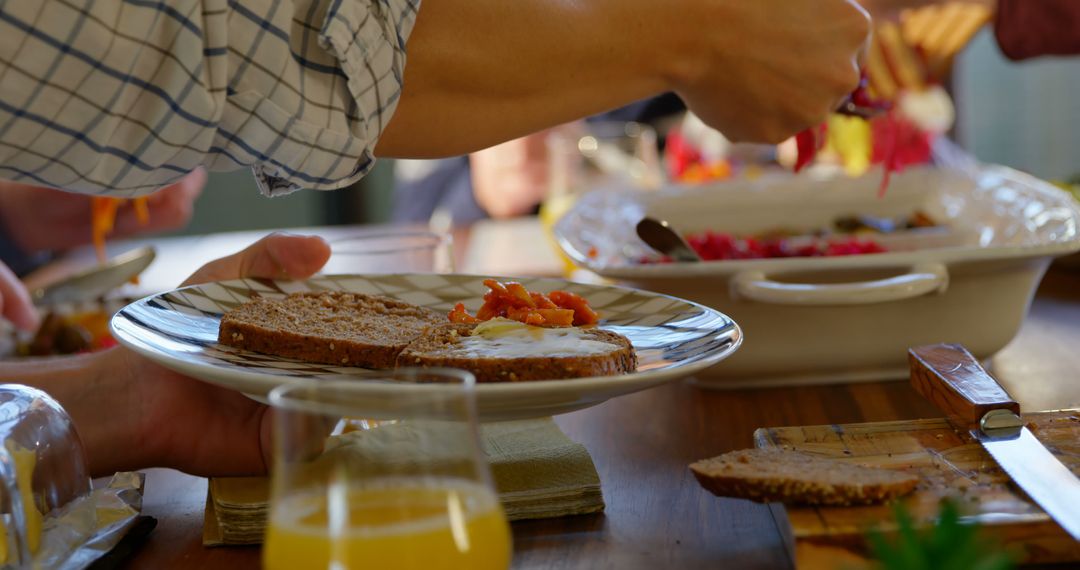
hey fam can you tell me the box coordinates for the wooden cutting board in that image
[754,410,1080,568]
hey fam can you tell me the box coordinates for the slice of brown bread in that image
[396,323,637,382]
[218,292,443,369]
[690,448,919,506]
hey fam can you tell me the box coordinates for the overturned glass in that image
[0,384,144,568]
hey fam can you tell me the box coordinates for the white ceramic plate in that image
[110,274,742,420]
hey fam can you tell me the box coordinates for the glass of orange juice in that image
[263,369,511,570]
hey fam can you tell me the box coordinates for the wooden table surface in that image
[103,228,1080,569]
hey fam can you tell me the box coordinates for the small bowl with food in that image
[1,298,132,359]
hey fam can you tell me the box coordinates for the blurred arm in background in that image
[861,0,1080,59]
[994,0,1080,59]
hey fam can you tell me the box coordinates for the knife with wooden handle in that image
[909,343,1080,541]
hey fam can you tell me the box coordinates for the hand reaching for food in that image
[671,0,870,144]
[0,259,39,332]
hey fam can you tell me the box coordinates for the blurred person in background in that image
[392,95,685,225]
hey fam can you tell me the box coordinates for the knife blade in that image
[909,343,1080,541]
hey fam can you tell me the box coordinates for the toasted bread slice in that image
[397,322,637,382]
[690,448,919,506]
[218,292,443,369]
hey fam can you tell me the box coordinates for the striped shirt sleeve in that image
[0,0,418,197]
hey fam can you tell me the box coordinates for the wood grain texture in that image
[909,343,1020,429]
[756,410,1080,566]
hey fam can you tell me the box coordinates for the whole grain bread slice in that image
[690,448,919,506]
[218,291,443,369]
[396,323,637,382]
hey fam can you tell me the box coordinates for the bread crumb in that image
[341,357,349,364]
[329,343,335,351]
[232,333,244,341]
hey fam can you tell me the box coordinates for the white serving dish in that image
[555,166,1080,387]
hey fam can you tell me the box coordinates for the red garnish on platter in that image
[794,124,826,173]
[870,112,933,197]
[641,231,887,263]
[665,130,701,180]
[793,75,908,189]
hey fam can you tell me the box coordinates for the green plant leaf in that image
[864,500,1015,570]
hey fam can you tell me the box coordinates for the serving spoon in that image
[635,217,701,263]
[32,245,156,305]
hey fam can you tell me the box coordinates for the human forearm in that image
[378,0,869,156]
[375,0,676,158]
[0,0,867,192]
[0,351,145,477]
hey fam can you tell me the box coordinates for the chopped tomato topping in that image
[534,308,575,327]
[530,292,557,309]
[546,290,599,326]
[448,303,480,324]
[447,280,600,327]
[504,282,535,307]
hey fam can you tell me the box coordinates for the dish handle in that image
[730,262,949,306]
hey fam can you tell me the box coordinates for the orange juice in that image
[264,478,511,570]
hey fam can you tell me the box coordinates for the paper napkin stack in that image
[204,418,604,546]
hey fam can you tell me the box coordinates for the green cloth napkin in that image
[204,418,604,546]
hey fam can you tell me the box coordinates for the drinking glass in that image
[263,369,511,570]
[540,121,663,275]
[0,385,91,566]
[321,230,453,274]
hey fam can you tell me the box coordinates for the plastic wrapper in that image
[0,385,144,569]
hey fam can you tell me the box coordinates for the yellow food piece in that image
[3,442,42,557]
[824,115,872,178]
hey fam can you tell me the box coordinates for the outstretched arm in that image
[378,0,871,156]
[0,0,868,195]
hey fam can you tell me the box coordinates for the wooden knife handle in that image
[908,343,1020,430]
